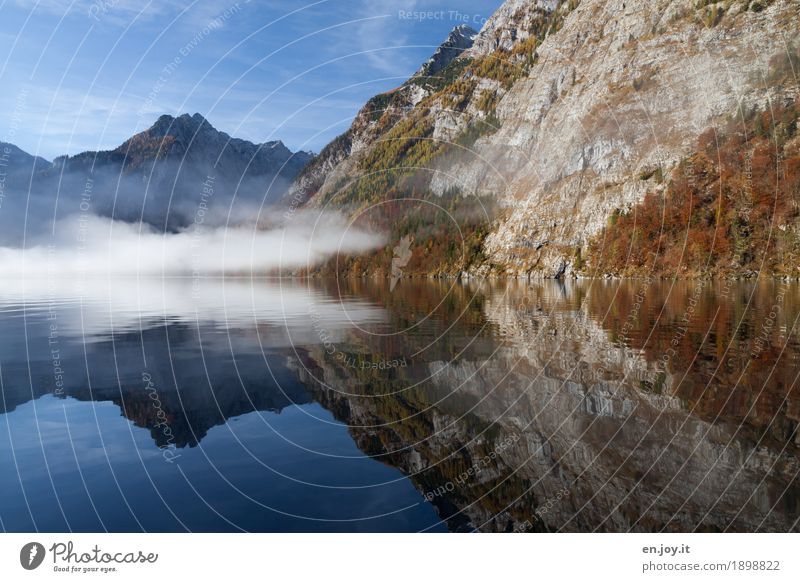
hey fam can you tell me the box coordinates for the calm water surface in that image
[0,277,798,532]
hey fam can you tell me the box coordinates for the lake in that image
[0,277,798,532]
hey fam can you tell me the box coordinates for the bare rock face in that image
[439,0,799,276]
[292,0,798,278]
[469,0,561,56]
[418,24,478,77]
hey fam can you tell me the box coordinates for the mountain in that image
[0,141,49,179]
[286,0,800,279]
[416,24,478,77]
[55,113,311,181]
[0,115,313,244]
[284,23,478,210]
[45,113,314,229]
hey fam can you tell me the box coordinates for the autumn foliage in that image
[589,98,800,277]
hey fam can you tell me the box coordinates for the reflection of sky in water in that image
[0,278,444,532]
[0,396,444,532]
[0,278,387,339]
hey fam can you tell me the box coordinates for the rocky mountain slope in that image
[1,115,313,241]
[284,23,478,210]
[288,0,800,279]
[0,141,50,179]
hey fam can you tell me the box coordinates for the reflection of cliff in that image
[292,279,800,532]
[584,279,800,447]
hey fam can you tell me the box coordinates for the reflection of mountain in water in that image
[1,278,798,532]
[0,321,310,448]
[291,279,800,532]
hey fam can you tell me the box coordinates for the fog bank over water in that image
[0,212,384,276]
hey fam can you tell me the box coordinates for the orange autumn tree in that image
[589,98,800,277]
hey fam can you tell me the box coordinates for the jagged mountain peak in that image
[450,23,479,40]
[469,0,562,56]
[151,111,201,127]
[416,23,478,78]
[142,113,297,153]
[138,112,222,144]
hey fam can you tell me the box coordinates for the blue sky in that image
[0,0,502,160]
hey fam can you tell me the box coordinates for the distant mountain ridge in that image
[0,141,50,178]
[0,114,314,242]
[53,113,312,180]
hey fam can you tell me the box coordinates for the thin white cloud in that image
[358,0,416,75]
[14,86,151,157]
[0,212,385,276]
[12,0,174,23]
[11,0,246,30]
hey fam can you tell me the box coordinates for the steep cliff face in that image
[291,0,799,278]
[469,0,562,55]
[448,0,799,277]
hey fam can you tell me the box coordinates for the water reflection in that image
[0,277,797,531]
[0,279,442,532]
[291,278,800,532]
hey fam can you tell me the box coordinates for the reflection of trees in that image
[586,280,800,448]
[295,278,800,532]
